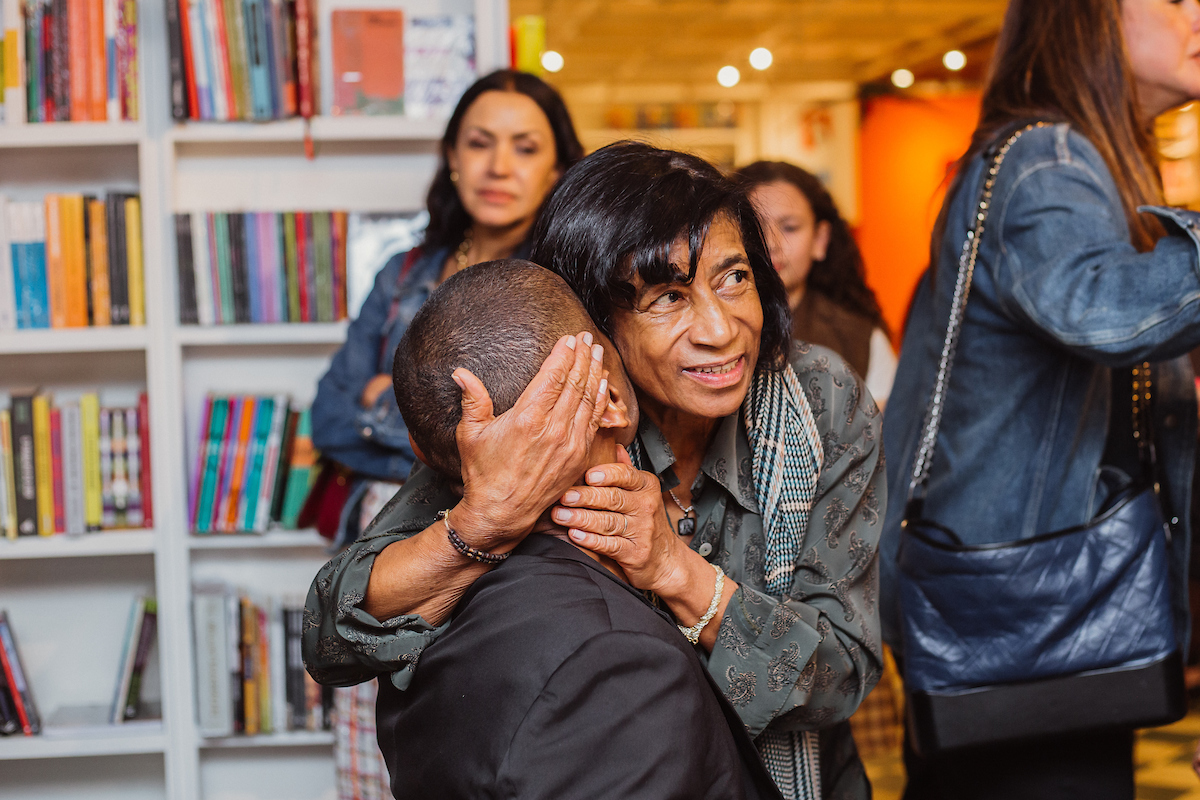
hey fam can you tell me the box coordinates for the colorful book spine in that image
[0,409,15,540]
[3,0,26,124]
[123,194,142,325]
[137,391,151,528]
[123,405,141,526]
[110,405,128,524]
[0,611,40,735]
[99,407,114,527]
[80,391,101,530]
[31,394,53,536]
[87,198,111,325]
[9,393,36,536]
[48,405,64,533]
[60,400,85,534]
[279,407,313,529]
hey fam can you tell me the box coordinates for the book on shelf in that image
[0,610,40,735]
[190,394,318,534]
[344,209,425,318]
[166,0,311,122]
[111,595,156,724]
[0,0,137,124]
[0,388,152,539]
[330,8,404,117]
[0,191,143,331]
[192,584,329,737]
[0,650,21,735]
[175,210,353,326]
[402,15,474,121]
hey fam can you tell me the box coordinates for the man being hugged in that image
[368,259,781,800]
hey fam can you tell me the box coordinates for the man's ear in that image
[408,433,433,468]
[811,219,833,262]
[598,381,631,431]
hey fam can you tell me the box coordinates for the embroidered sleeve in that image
[707,346,885,736]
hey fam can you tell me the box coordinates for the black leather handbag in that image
[897,123,1186,756]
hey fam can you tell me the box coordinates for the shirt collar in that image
[634,413,759,514]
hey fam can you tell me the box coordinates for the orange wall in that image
[856,92,981,345]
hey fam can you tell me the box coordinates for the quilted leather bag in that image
[897,123,1185,755]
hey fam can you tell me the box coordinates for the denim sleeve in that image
[992,152,1200,366]
[707,354,885,737]
[311,257,414,480]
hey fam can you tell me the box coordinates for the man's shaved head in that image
[393,259,599,479]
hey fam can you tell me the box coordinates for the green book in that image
[238,396,274,530]
[282,213,300,323]
[279,408,316,530]
[213,215,235,324]
[195,397,231,533]
[221,0,253,119]
[312,212,333,323]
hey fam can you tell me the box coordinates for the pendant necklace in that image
[667,488,696,538]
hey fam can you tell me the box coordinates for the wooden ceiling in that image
[509,0,1008,87]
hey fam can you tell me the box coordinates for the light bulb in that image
[749,48,773,71]
[541,50,564,73]
[891,68,915,89]
[718,66,741,87]
[943,50,966,71]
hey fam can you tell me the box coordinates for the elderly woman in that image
[305,143,884,799]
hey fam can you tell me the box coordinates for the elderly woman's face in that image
[611,214,763,424]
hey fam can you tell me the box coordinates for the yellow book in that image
[80,393,102,530]
[44,195,66,328]
[59,195,88,327]
[32,394,53,536]
[1,410,15,540]
[124,197,144,326]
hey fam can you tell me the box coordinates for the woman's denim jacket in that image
[881,123,1200,653]
[311,246,448,481]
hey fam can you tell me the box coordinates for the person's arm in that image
[498,632,754,800]
[989,141,1200,364]
[311,257,410,478]
[304,333,610,685]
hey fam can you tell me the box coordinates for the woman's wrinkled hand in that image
[450,332,608,552]
[553,447,694,595]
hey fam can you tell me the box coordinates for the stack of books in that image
[0,390,152,539]
[189,397,317,534]
[174,210,349,326]
[192,584,331,737]
[0,0,140,124]
[164,0,314,121]
[0,193,144,330]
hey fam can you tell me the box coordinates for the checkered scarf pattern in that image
[744,363,824,800]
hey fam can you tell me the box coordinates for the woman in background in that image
[738,161,896,406]
[308,69,582,800]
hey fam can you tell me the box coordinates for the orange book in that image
[222,396,256,531]
[87,199,111,326]
[330,10,404,116]
[86,0,105,120]
[240,596,259,734]
[59,195,88,327]
[67,0,90,120]
[43,196,67,328]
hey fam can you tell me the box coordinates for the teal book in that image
[213,214,236,324]
[238,396,274,530]
[279,408,316,530]
[194,397,230,533]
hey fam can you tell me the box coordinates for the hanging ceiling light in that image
[943,50,966,71]
[891,68,915,89]
[718,66,741,87]
[749,47,773,70]
[541,50,564,73]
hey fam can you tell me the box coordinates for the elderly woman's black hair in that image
[736,160,886,332]
[530,141,793,371]
[423,70,585,250]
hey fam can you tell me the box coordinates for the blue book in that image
[243,0,273,120]
[243,213,261,322]
[13,203,50,329]
[261,0,280,118]
[186,0,215,120]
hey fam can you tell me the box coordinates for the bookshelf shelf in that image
[0,122,144,149]
[0,530,156,560]
[0,326,149,355]
[200,731,335,749]
[175,322,349,348]
[0,728,166,760]
[168,116,446,145]
[188,530,329,551]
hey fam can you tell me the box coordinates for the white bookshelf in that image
[0,0,511,798]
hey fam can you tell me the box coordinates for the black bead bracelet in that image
[437,509,510,565]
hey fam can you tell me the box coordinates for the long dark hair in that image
[423,70,584,251]
[530,142,793,371]
[736,160,886,331]
[932,0,1163,265]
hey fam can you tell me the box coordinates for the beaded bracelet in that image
[678,563,725,645]
[437,509,510,565]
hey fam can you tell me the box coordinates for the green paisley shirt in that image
[304,343,884,798]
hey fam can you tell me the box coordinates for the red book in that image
[294,0,314,118]
[41,11,54,122]
[331,211,347,320]
[0,613,36,735]
[49,408,65,534]
[295,213,311,322]
[138,392,153,528]
[176,0,198,119]
[211,0,237,119]
[67,0,89,120]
